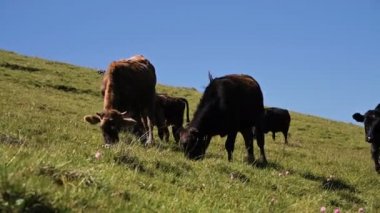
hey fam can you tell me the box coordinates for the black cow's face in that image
[84,110,137,144]
[353,110,380,143]
[179,127,206,160]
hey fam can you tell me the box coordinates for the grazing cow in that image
[155,94,190,143]
[262,107,291,144]
[97,69,106,75]
[352,104,380,173]
[84,55,156,145]
[180,73,267,164]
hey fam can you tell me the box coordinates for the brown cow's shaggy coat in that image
[85,55,156,145]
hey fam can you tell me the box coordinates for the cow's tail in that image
[180,98,190,123]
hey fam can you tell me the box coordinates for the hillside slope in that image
[0,49,378,212]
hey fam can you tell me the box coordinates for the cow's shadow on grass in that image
[216,165,251,184]
[253,161,284,171]
[0,134,25,145]
[154,160,192,177]
[300,171,356,192]
[114,154,154,176]
[0,62,40,72]
[300,171,365,205]
[284,142,303,148]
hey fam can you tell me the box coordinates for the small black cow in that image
[353,104,380,173]
[180,73,267,164]
[155,94,190,143]
[262,107,291,144]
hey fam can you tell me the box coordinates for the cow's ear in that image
[353,113,365,122]
[121,111,134,118]
[120,111,136,126]
[122,117,137,126]
[208,71,214,82]
[96,112,104,118]
[375,104,380,111]
[84,114,101,124]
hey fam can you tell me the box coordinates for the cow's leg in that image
[139,116,148,141]
[145,100,156,146]
[284,125,290,144]
[131,116,144,138]
[158,127,164,141]
[140,116,147,130]
[145,115,154,145]
[133,116,148,143]
[157,125,168,142]
[141,110,155,146]
[371,143,380,173]
[283,130,289,144]
[225,132,237,162]
[255,128,267,164]
[241,128,255,164]
[163,126,170,142]
[155,106,166,142]
[172,125,182,143]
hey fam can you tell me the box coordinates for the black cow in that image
[97,69,106,75]
[353,104,380,173]
[262,107,291,144]
[155,94,190,143]
[180,73,267,164]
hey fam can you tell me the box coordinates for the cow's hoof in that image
[144,142,155,148]
[375,165,380,174]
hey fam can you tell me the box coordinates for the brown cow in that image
[84,55,157,145]
[155,94,190,143]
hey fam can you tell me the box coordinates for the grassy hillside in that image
[0,49,378,212]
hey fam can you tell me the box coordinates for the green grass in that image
[0,49,378,212]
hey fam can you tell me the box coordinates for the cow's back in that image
[103,56,156,113]
[156,94,186,125]
[194,74,264,135]
[265,107,290,132]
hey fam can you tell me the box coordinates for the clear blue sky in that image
[1,0,379,123]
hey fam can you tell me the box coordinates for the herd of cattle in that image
[84,55,379,173]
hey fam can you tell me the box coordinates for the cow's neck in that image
[190,102,216,136]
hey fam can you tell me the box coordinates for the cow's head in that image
[353,110,380,143]
[179,127,207,160]
[84,110,137,144]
